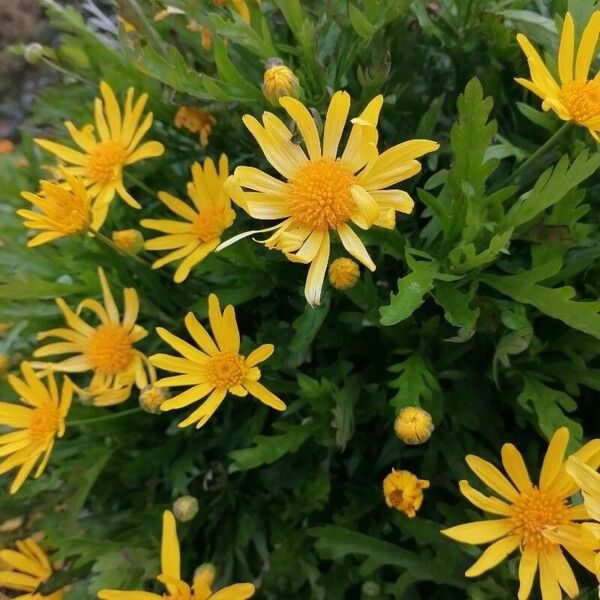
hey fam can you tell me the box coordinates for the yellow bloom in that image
[18,168,91,247]
[0,362,72,494]
[34,81,164,229]
[225,92,438,305]
[141,156,235,283]
[262,63,300,105]
[442,428,600,600]
[174,106,216,147]
[32,267,154,407]
[98,510,255,600]
[328,257,360,290]
[394,406,434,445]
[151,293,285,429]
[0,537,65,600]
[516,11,600,139]
[383,469,429,517]
[111,229,144,255]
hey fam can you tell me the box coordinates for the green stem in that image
[502,121,572,189]
[89,227,152,268]
[68,407,142,427]
[125,172,155,197]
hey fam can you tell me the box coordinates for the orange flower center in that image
[561,80,600,123]
[193,209,223,242]
[509,487,569,550]
[86,324,133,375]
[88,141,128,184]
[207,352,245,388]
[288,158,356,230]
[29,405,61,442]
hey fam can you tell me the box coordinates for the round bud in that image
[173,495,199,522]
[394,406,434,445]
[112,229,144,255]
[262,63,300,105]
[328,257,360,290]
[24,43,44,65]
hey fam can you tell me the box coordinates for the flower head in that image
[442,428,600,600]
[141,156,235,283]
[516,11,600,139]
[0,537,65,599]
[394,406,434,445]
[262,61,300,105]
[0,362,72,494]
[174,106,216,147]
[32,267,154,406]
[151,293,285,429]
[18,168,92,247]
[225,92,438,304]
[328,257,360,290]
[34,81,164,228]
[383,469,429,517]
[98,510,255,600]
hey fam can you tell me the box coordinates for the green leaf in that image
[504,151,600,230]
[286,298,330,368]
[388,354,440,411]
[492,326,533,384]
[379,255,439,326]
[516,375,582,441]
[494,9,557,47]
[229,423,315,471]
[348,5,377,39]
[448,228,513,273]
[516,102,556,131]
[213,38,261,99]
[433,282,480,342]
[482,259,600,339]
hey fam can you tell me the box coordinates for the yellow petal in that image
[243,379,286,411]
[539,427,569,490]
[304,230,330,306]
[441,519,513,544]
[464,535,520,577]
[517,546,538,600]
[323,91,351,159]
[465,455,519,501]
[501,443,533,492]
[558,13,575,85]
[280,96,321,161]
[575,11,600,82]
[161,511,180,581]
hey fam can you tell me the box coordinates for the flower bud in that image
[383,469,429,517]
[112,229,144,255]
[328,257,360,290]
[0,353,8,377]
[173,495,199,522]
[362,581,381,597]
[394,406,434,445]
[24,43,44,65]
[139,384,169,414]
[262,61,300,105]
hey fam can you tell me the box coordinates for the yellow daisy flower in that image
[224,92,438,305]
[32,267,154,407]
[0,537,65,599]
[34,81,165,229]
[151,293,285,429]
[0,362,72,495]
[442,427,600,600]
[141,156,235,283]
[98,510,255,600]
[18,167,92,247]
[516,11,600,139]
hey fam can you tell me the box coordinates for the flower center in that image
[88,141,128,184]
[207,352,245,388]
[287,157,356,230]
[193,209,224,242]
[561,80,600,123]
[509,487,569,550]
[42,186,89,232]
[86,324,134,376]
[29,405,61,442]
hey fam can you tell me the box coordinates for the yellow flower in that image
[328,257,360,290]
[225,92,438,305]
[18,168,91,247]
[516,11,600,139]
[394,406,434,445]
[139,383,170,414]
[151,293,285,429]
[262,63,300,105]
[111,229,144,255]
[174,106,216,147]
[0,537,65,599]
[442,427,600,600]
[141,156,235,283]
[34,81,164,229]
[383,469,429,517]
[0,362,72,494]
[32,267,154,407]
[98,510,255,600]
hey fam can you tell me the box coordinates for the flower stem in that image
[502,121,572,189]
[68,407,143,427]
[125,172,155,197]
[89,227,151,268]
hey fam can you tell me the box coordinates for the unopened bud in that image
[24,43,44,64]
[0,353,8,377]
[173,495,199,522]
[394,406,434,445]
[112,229,144,255]
[139,384,169,414]
[328,258,360,290]
[262,61,300,105]
[362,581,381,597]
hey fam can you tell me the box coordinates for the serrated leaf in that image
[433,282,480,342]
[449,228,513,273]
[388,354,440,410]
